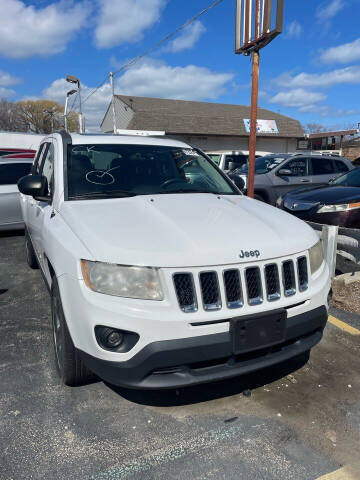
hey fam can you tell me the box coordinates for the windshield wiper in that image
[69,189,137,199]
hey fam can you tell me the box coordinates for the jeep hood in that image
[59,194,318,267]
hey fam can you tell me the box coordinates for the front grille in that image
[265,264,281,301]
[173,255,310,312]
[245,267,263,305]
[223,269,243,308]
[297,257,308,292]
[199,271,221,311]
[173,273,197,312]
[282,261,296,297]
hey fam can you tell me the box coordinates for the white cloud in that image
[0,70,21,87]
[42,60,234,131]
[274,66,360,88]
[321,38,360,64]
[0,0,90,59]
[269,89,327,108]
[286,21,302,39]
[165,21,206,52]
[316,0,346,22]
[0,86,16,98]
[115,59,233,100]
[95,0,166,49]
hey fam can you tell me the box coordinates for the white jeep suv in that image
[18,131,330,389]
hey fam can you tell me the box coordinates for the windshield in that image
[332,167,360,187]
[66,144,238,199]
[236,155,288,175]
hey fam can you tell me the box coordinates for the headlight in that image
[309,241,324,274]
[81,260,163,300]
[317,202,360,213]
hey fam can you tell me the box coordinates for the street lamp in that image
[64,89,77,132]
[66,74,84,133]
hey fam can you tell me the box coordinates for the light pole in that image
[64,89,77,132]
[66,75,84,133]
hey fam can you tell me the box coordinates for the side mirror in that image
[18,175,49,201]
[229,174,245,191]
[228,161,237,172]
[277,168,292,176]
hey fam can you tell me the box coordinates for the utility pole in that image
[110,72,116,134]
[235,0,284,198]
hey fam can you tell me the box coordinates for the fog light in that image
[95,326,139,353]
[98,327,123,349]
[106,330,123,348]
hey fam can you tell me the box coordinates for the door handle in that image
[300,179,310,183]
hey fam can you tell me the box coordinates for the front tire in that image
[51,278,96,387]
[25,229,39,269]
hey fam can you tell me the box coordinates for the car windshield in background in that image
[236,155,289,175]
[207,154,221,165]
[332,167,360,187]
[66,145,238,199]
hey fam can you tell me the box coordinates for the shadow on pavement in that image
[106,351,309,407]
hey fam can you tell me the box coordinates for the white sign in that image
[243,119,279,134]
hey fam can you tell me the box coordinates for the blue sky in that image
[1,0,360,131]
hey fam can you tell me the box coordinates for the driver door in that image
[271,157,310,198]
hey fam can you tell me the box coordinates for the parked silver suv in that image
[234,153,354,205]
[0,158,32,230]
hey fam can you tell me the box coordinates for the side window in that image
[39,143,55,197]
[32,143,47,174]
[311,158,335,175]
[334,160,349,173]
[0,163,32,185]
[283,158,308,176]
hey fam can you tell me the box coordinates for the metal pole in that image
[247,0,261,199]
[110,72,116,134]
[78,82,83,133]
[64,97,69,131]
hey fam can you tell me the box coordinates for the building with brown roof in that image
[101,95,304,154]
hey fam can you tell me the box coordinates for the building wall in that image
[167,134,297,154]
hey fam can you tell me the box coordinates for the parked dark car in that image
[278,167,360,228]
[232,153,354,205]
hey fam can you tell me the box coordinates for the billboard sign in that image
[243,119,278,134]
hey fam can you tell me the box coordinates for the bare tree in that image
[303,123,327,134]
[0,99,25,131]
[17,100,78,134]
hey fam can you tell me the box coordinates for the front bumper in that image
[79,306,327,389]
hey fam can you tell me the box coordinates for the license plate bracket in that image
[230,309,286,355]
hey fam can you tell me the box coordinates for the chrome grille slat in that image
[282,260,296,297]
[297,256,308,292]
[223,269,243,309]
[245,267,263,306]
[173,273,197,313]
[265,264,281,301]
[199,271,221,311]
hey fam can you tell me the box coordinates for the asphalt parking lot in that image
[1,232,360,480]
